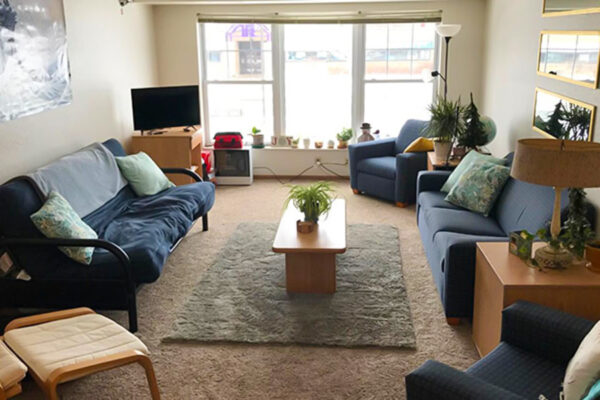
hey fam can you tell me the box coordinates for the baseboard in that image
[254,175,349,180]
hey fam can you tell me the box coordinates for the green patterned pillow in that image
[445,161,510,216]
[30,191,98,265]
[441,150,505,193]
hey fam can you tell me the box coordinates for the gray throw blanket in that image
[28,143,127,217]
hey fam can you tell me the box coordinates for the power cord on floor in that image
[253,159,348,184]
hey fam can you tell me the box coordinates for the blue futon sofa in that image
[417,153,595,322]
[0,139,215,332]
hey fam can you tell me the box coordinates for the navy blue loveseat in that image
[0,139,215,332]
[417,153,595,322]
[406,301,595,400]
[349,120,428,206]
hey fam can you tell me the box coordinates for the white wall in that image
[0,0,158,183]
[481,0,600,221]
[152,0,487,176]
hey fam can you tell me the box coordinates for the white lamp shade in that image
[436,24,462,38]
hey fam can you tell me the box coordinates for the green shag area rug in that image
[164,223,416,348]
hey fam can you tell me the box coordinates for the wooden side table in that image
[473,242,600,357]
[427,152,460,171]
[131,128,203,185]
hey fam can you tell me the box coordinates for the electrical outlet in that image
[315,158,322,166]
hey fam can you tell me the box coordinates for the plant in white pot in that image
[422,98,464,161]
[250,126,264,148]
[285,181,336,234]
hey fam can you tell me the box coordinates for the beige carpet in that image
[17,179,479,399]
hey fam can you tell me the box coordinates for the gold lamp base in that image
[534,244,573,269]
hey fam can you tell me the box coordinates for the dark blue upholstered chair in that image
[406,301,595,400]
[348,120,428,207]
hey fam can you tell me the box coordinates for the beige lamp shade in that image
[511,139,600,188]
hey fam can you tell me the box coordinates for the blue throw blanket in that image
[28,143,127,217]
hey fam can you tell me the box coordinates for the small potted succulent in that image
[250,126,264,148]
[291,138,300,149]
[285,182,336,233]
[336,128,353,149]
[327,139,335,149]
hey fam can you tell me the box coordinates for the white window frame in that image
[198,22,439,144]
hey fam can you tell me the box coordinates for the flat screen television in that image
[131,85,200,132]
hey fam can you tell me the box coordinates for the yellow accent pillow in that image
[404,137,434,153]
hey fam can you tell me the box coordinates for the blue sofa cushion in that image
[357,156,396,180]
[418,191,461,211]
[422,208,505,239]
[395,119,427,154]
[467,343,565,400]
[493,178,565,235]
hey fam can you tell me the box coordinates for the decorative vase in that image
[586,242,600,272]
[327,140,335,149]
[315,141,323,149]
[303,138,311,149]
[337,140,348,149]
[297,220,316,234]
[251,134,264,149]
[433,140,452,160]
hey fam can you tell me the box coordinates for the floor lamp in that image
[422,24,462,100]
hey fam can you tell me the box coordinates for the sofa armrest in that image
[501,301,595,365]
[396,152,428,204]
[161,167,203,182]
[348,138,395,188]
[417,171,452,194]
[406,360,525,400]
[0,237,135,290]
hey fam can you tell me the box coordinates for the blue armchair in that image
[349,120,428,207]
[406,301,595,400]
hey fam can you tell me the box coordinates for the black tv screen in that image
[131,85,200,131]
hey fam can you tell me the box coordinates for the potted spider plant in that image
[250,126,264,148]
[336,128,353,149]
[422,98,464,161]
[285,182,336,233]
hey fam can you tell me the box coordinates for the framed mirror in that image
[543,0,600,17]
[538,31,600,88]
[533,88,596,142]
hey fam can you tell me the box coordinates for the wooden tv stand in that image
[131,127,203,186]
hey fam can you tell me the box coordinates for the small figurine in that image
[358,123,375,143]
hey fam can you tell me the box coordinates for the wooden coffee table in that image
[272,199,346,294]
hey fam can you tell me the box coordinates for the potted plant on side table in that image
[336,128,353,149]
[422,98,464,162]
[455,93,488,158]
[285,181,336,234]
[251,126,264,148]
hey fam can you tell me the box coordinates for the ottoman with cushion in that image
[0,341,27,400]
[3,308,160,400]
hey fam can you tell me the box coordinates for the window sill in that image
[253,147,348,152]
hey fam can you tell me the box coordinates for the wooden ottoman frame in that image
[4,308,160,400]
[0,381,23,400]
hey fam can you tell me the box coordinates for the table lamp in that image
[511,139,600,268]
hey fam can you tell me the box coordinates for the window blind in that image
[196,10,442,24]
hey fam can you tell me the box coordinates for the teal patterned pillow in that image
[445,161,510,216]
[30,191,98,265]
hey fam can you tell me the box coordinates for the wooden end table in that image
[473,242,600,357]
[426,151,460,171]
[272,199,346,294]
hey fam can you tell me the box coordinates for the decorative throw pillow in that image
[445,161,510,216]
[563,321,600,400]
[30,191,98,265]
[583,380,600,400]
[404,137,434,153]
[116,152,175,196]
[441,150,506,193]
